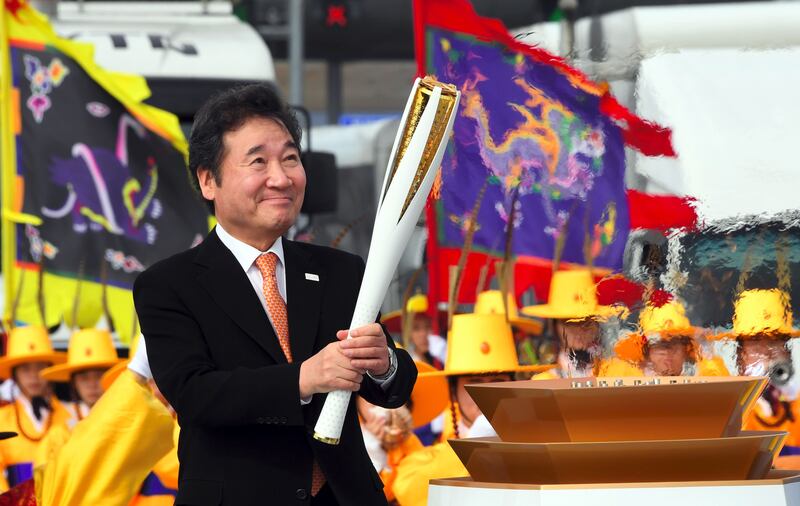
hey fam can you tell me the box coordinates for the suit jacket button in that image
[296,488,308,500]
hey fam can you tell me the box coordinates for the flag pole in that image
[0,2,18,324]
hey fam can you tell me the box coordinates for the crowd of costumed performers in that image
[0,264,798,505]
[377,267,800,505]
[0,328,178,505]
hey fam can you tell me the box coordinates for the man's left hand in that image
[337,324,390,376]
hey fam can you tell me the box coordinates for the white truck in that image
[54,0,277,134]
[29,1,278,347]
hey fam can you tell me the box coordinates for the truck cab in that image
[54,0,277,133]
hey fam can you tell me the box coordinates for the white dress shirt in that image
[215,225,395,402]
[216,224,287,333]
[16,395,51,432]
[128,334,152,380]
[0,379,20,402]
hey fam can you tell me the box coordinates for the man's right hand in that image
[299,341,364,398]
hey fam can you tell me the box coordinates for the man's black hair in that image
[188,84,302,213]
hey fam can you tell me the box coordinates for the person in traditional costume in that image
[405,294,447,369]
[0,334,175,506]
[713,289,800,468]
[613,300,729,376]
[358,361,448,504]
[99,335,180,505]
[40,328,122,422]
[391,313,549,506]
[473,290,543,365]
[521,270,638,379]
[0,326,70,492]
[0,340,175,506]
[34,328,123,467]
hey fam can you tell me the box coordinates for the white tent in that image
[562,1,800,222]
[574,1,800,81]
[634,48,800,221]
[54,1,275,82]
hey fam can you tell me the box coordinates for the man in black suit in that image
[134,84,416,506]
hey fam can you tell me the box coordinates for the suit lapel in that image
[283,240,323,363]
[195,231,288,364]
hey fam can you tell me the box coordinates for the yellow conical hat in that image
[418,313,551,378]
[0,326,66,379]
[379,293,435,333]
[406,293,428,314]
[410,361,449,428]
[716,289,800,339]
[614,301,698,363]
[521,270,616,320]
[474,290,543,335]
[40,328,122,382]
[639,301,695,336]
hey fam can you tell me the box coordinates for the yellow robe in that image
[33,424,71,470]
[34,401,93,469]
[391,402,468,506]
[31,389,180,505]
[129,422,180,506]
[391,440,467,506]
[743,398,800,470]
[0,398,71,492]
[37,370,174,506]
[375,433,423,504]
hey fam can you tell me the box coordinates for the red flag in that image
[416,0,678,316]
[627,190,699,232]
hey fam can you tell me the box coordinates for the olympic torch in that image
[313,77,460,444]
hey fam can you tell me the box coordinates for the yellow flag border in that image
[1,1,192,342]
[1,1,18,327]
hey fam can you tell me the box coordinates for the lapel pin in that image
[305,273,320,282]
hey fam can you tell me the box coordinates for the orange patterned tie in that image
[255,252,292,362]
[254,252,326,496]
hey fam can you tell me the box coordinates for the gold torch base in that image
[313,432,341,445]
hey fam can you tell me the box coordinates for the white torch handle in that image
[311,304,378,444]
[313,81,459,445]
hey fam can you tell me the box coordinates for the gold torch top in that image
[383,76,459,220]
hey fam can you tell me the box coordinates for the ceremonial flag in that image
[414,0,678,308]
[1,0,209,342]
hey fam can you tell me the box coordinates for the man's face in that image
[647,339,689,376]
[556,319,600,350]
[739,337,790,376]
[199,117,306,241]
[14,362,50,398]
[456,374,512,426]
[72,368,106,407]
